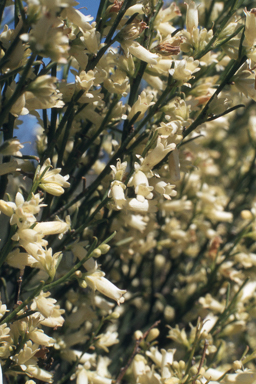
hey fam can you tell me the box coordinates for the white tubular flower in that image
[0,302,8,319]
[31,291,61,318]
[80,27,100,54]
[0,138,23,156]
[200,314,218,334]
[108,180,127,210]
[140,138,176,173]
[40,308,65,328]
[11,340,39,368]
[25,366,53,383]
[150,179,177,200]
[75,70,95,92]
[128,170,154,201]
[27,75,59,98]
[154,3,181,36]
[85,270,126,305]
[34,216,70,239]
[76,366,89,384]
[110,159,127,181]
[29,329,55,347]
[157,120,181,138]
[0,199,16,217]
[12,228,46,244]
[121,40,159,65]
[0,192,45,228]
[38,158,70,196]
[62,7,93,32]
[95,331,119,352]
[19,240,46,265]
[103,69,130,96]
[185,1,198,34]
[161,349,176,379]
[20,14,70,62]
[244,8,256,47]
[125,213,148,232]
[6,249,37,270]
[94,296,115,312]
[87,371,112,384]
[169,57,200,86]
[146,347,163,367]
[127,90,155,122]
[125,4,144,16]
[161,197,192,212]
[232,64,256,101]
[127,198,158,213]
[206,208,233,223]
[199,293,225,313]
[158,3,181,23]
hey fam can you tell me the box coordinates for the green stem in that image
[182,55,247,139]
[0,54,36,127]
[62,95,120,175]
[86,0,133,71]
[96,0,109,26]
[194,1,242,60]
[0,225,17,268]
[56,316,106,384]
[42,90,84,162]
[0,0,7,25]
[49,79,177,219]
[43,239,98,291]
[0,281,45,325]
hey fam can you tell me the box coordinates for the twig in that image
[115,320,161,384]
[192,341,208,384]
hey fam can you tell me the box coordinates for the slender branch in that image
[115,320,161,384]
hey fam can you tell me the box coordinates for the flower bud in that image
[98,244,111,254]
[185,1,198,34]
[232,360,242,370]
[146,328,160,342]
[134,330,143,340]
[241,210,253,220]
[91,249,102,258]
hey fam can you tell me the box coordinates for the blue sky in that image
[84,1,101,19]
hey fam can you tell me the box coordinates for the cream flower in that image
[62,7,93,32]
[169,57,200,86]
[232,63,256,101]
[127,90,155,122]
[108,180,127,210]
[244,8,256,47]
[34,215,70,238]
[185,1,199,34]
[38,158,70,196]
[128,170,154,201]
[0,138,24,156]
[95,331,119,352]
[20,14,70,62]
[121,40,159,65]
[85,270,126,305]
[140,138,176,173]
[110,159,127,181]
